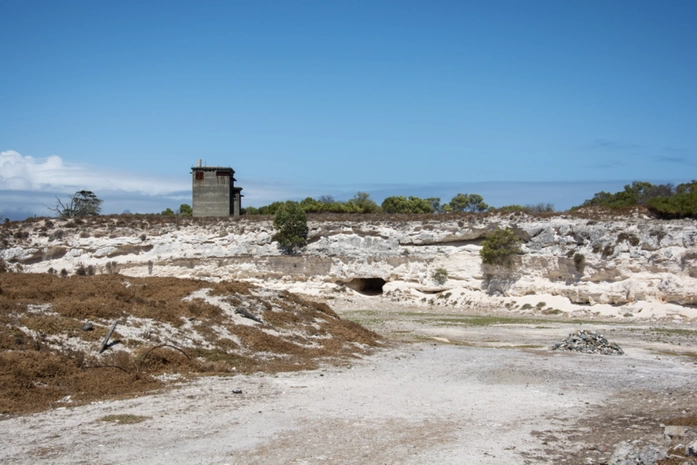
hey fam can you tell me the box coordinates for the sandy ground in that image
[2,300,697,465]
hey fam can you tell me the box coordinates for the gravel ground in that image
[2,303,696,465]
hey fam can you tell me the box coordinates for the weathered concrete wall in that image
[192,170,232,217]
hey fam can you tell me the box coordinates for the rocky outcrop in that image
[2,212,697,317]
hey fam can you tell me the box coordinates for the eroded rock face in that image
[2,213,697,315]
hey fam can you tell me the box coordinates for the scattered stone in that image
[232,390,243,394]
[82,321,94,331]
[638,445,668,464]
[235,308,263,324]
[666,425,693,438]
[608,441,667,465]
[552,330,624,355]
[609,441,636,465]
[687,439,697,457]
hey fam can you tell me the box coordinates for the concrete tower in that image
[191,160,243,217]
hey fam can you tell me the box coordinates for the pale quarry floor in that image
[1,298,696,465]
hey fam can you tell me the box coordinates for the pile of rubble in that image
[552,329,624,355]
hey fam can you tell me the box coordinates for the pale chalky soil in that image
[1,337,695,465]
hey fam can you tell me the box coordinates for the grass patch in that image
[346,310,625,328]
[649,328,697,337]
[428,315,607,327]
[430,316,544,326]
[541,308,563,315]
[99,414,151,424]
[344,318,384,326]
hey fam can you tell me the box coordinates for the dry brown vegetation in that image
[0,273,381,415]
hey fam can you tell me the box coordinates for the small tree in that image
[426,197,442,213]
[161,208,175,216]
[480,228,521,267]
[449,193,488,213]
[349,192,380,213]
[273,201,308,255]
[50,190,102,217]
[449,193,470,212]
[381,196,411,213]
[179,204,193,217]
[466,194,488,212]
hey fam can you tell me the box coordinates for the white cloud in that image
[0,150,188,195]
[0,150,195,219]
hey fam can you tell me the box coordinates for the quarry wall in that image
[2,212,697,317]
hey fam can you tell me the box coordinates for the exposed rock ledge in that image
[2,212,696,320]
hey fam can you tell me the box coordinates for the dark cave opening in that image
[341,278,386,296]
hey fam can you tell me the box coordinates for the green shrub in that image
[498,205,526,212]
[381,196,411,214]
[348,192,380,214]
[573,253,585,272]
[266,192,383,215]
[75,262,95,276]
[499,203,555,213]
[524,203,555,213]
[479,228,521,267]
[272,201,308,255]
[647,181,697,218]
[574,180,696,216]
[542,308,563,315]
[259,201,285,215]
[431,268,448,285]
[601,245,615,259]
[381,196,433,214]
[299,197,323,213]
[617,233,640,246]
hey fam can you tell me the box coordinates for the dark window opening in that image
[216,171,231,177]
[195,171,204,180]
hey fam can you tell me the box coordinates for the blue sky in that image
[1,0,695,219]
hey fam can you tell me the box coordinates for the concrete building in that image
[191,161,243,217]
